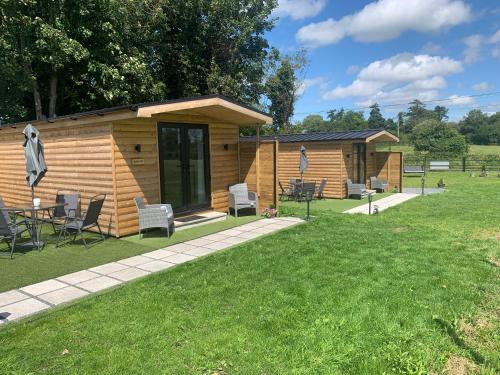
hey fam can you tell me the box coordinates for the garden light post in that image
[421,176,425,196]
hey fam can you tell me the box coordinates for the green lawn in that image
[1,173,499,374]
[378,143,500,156]
[279,192,393,218]
[0,215,258,293]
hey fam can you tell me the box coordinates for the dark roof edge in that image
[1,94,271,128]
[240,129,392,143]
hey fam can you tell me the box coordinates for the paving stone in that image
[142,249,176,260]
[20,279,67,296]
[219,236,248,245]
[117,255,153,267]
[0,290,28,307]
[203,241,230,251]
[218,229,244,236]
[109,267,150,282]
[77,276,122,293]
[57,270,100,285]
[244,221,267,228]
[203,233,229,241]
[164,243,198,253]
[183,247,216,257]
[137,260,175,272]
[0,298,50,322]
[185,238,215,247]
[38,286,89,306]
[162,253,197,264]
[89,262,129,275]
[251,227,276,234]
[238,231,262,239]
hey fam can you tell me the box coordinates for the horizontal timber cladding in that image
[239,141,278,210]
[0,122,116,234]
[375,152,403,192]
[279,141,345,199]
[209,123,240,212]
[112,121,161,237]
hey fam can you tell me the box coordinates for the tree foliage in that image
[265,49,307,133]
[0,0,277,123]
[458,109,500,145]
[410,119,469,156]
[367,103,385,129]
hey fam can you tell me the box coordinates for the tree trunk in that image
[31,74,43,120]
[23,62,43,120]
[49,74,58,118]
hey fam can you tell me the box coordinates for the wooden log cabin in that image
[240,130,403,199]
[0,95,274,237]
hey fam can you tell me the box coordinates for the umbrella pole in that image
[30,186,39,250]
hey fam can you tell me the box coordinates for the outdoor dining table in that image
[0,202,66,250]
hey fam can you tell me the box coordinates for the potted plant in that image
[263,204,278,218]
[437,178,445,188]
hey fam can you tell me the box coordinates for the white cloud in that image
[462,29,500,63]
[296,77,324,95]
[420,42,443,55]
[446,94,475,106]
[274,0,326,21]
[463,34,483,64]
[472,82,494,92]
[489,30,500,44]
[357,53,462,83]
[296,0,471,47]
[346,65,360,75]
[321,53,463,107]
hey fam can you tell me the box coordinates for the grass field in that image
[378,143,500,156]
[0,172,498,374]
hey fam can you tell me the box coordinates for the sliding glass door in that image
[352,143,367,184]
[158,123,210,213]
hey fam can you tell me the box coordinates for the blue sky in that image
[267,0,500,123]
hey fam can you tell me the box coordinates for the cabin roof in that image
[1,94,272,127]
[240,129,399,143]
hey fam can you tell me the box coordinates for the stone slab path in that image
[0,217,303,325]
[343,193,419,215]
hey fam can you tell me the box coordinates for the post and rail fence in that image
[403,154,500,172]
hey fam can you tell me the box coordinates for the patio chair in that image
[370,176,388,192]
[56,194,106,248]
[47,190,80,233]
[0,206,31,259]
[133,196,174,239]
[0,196,31,231]
[279,181,292,201]
[347,179,368,199]
[315,178,327,199]
[228,183,258,217]
[301,182,317,201]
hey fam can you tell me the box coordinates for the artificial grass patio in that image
[0,215,258,293]
[1,172,499,373]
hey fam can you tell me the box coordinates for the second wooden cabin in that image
[241,129,403,199]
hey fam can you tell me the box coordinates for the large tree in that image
[0,0,277,123]
[367,103,385,129]
[0,0,166,121]
[411,119,468,156]
[265,49,307,133]
[327,109,367,131]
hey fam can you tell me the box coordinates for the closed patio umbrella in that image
[23,123,47,188]
[299,144,308,180]
[23,123,48,248]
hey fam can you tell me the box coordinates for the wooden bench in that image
[429,161,450,171]
[403,165,425,175]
